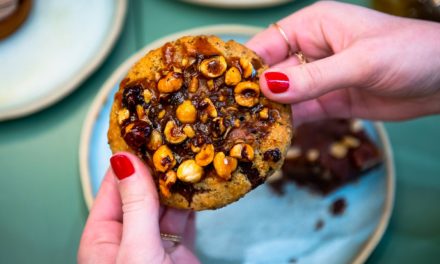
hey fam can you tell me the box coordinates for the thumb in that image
[109,152,164,263]
[260,50,364,104]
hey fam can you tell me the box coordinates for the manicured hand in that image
[247,1,440,124]
[78,152,200,264]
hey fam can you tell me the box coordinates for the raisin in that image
[122,120,152,150]
[263,148,282,162]
[122,84,144,110]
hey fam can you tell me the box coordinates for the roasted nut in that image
[199,56,227,78]
[159,170,177,198]
[176,100,197,123]
[306,149,320,162]
[177,160,204,183]
[233,119,240,128]
[230,144,254,161]
[181,58,188,67]
[286,146,301,159]
[173,66,182,73]
[117,108,130,124]
[158,110,166,119]
[147,130,163,151]
[183,125,196,138]
[350,119,363,133]
[191,144,201,153]
[213,152,238,180]
[329,142,348,159]
[164,120,187,144]
[136,105,145,119]
[200,98,217,118]
[153,145,176,172]
[143,89,153,103]
[234,81,260,107]
[225,67,242,86]
[342,135,360,148]
[239,58,254,78]
[189,76,199,93]
[157,72,183,93]
[259,107,269,120]
[212,117,226,137]
[195,144,215,166]
[207,79,215,91]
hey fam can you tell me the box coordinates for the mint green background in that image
[0,0,439,263]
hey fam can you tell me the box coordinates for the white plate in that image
[79,25,395,264]
[0,0,126,120]
[179,0,294,9]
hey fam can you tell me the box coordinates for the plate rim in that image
[79,24,395,264]
[0,0,127,121]
[178,0,293,9]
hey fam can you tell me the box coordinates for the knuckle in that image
[122,193,158,214]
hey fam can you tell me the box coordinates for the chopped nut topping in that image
[177,160,204,183]
[239,58,254,78]
[191,144,201,153]
[158,110,166,119]
[183,125,196,138]
[153,145,176,172]
[117,108,130,124]
[259,107,269,120]
[164,120,187,144]
[207,79,215,91]
[195,144,215,166]
[225,66,242,86]
[234,81,260,107]
[329,142,348,159]
[213,152,238,180]
[176,100,197,124]
[212,117,226,137]
[143,89,153,103]
[147,130,163,151]
[136,105,145,119]
[158,72,183,93]
[199,56,227,78]
[230,144,255,161]
[159,170,177,198]
[200,98,218,118]
[188,76,199,93]
[306,149,320,162]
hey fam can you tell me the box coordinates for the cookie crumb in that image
[330,198,347,216]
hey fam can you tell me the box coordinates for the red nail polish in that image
[110,154,135,180]
[265,72,289,93]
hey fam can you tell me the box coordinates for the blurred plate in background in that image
[79,25,394,264]
[179,0,294,9]
[0,0,126,120]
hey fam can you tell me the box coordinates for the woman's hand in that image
[247,1,440,124]
[78,152,200,264]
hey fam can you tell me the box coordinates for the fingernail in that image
[110,154,135,180]
[265,71,289,93]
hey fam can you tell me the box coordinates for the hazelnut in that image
[117,108,130,124]
[147,130,163,151]
[212,117,226,137]
[199,56,227,78]
[176,100,197,123]
[143,89,153,103]
[181,58,188,67]
[164,120,187,144]
[239,58,254,78]
[200,98,218,118]
[195,144,215,166]
[159,170,177,198]
[158,110,166,119]
[153,145,176,172]
[136,105,145,119]
[207,79,215,91]
[286,146,301,159]
[213,152,238,180]
[189,76,199,93]
[329,142,348,159]
[158,72,183,93]
[183,125,196,138]
[306,149,320,162]
[225,67,242,86]
[173,66,182,73]
[230,144,255,161]
[233,119,240,128]
[234,81,260,107]
[191,144,201,153]
[342,135,360,148]
[259,107,269,120]
[177,160,204,183]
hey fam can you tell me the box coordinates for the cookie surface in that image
[108,35,292,210]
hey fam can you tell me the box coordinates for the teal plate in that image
[79,25,395,264]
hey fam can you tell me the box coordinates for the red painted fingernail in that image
[265,71,290,93]
[110,154,135,180]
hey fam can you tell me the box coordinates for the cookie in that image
[268,119,381,195]
[108,35,293,210]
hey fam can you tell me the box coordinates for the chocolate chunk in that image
[122,120,152,150]
[122,84,144,110]
[239,162,263,189]
[263,149,281,162]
